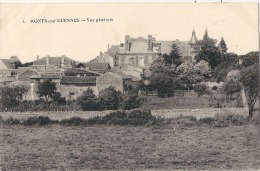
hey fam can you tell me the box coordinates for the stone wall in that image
[96,72,123,93]
[60,84,97,100]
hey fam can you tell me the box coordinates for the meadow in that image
[1,122,259,170]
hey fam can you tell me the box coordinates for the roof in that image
[110,70,141,81]
[9,56,21,64]
[1,59,14,69]
[91,53,114,63]
[0,76,16,82]
[161,41,191,56]
[61,76,97,84]
[17,67,30,75]
[33,56,74,66]
[107,45,120,57]
[130,36,147,42]
[65,68,100,76]
[85,62,110,71]
[189,30,198,45]
[30,73,61,79]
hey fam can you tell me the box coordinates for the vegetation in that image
[77,88,99,111]
[193,83,209,97]
[240,63,259,118]
[99,86,122,110]
[162,43,182,67]
[0,85,29,110]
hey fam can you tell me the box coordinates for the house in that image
[96,71,140,93]
[31,55,75,72]
[90,52,115,67]
[60,76,98,100]
[75,62,111,74]
[106,30,199,69]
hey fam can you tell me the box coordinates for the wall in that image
[60,84,98,100]
[96,72,123,93]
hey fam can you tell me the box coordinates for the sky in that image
[0,3,258,63]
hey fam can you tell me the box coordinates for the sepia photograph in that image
[0,2,259,170]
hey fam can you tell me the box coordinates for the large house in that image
[99,30,199,70]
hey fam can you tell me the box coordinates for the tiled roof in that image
[61,76,97,84]
[33,56,74,66]
[1,59,14,69]
[0,76,16,82]
[65,68,100,76]
[17,67,30,75]
[161,41,190,56]
[9,56,21,64]
[85,62,110,71]
[107,45,120,57]
[30,73,61,79]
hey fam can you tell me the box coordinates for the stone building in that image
[60,76,98,100]
[31,55,75,72]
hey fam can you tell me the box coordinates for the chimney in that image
[148,35,153,51]
[46,55,50,65]
[37,55,39,60]
[125,35,130,51]
[107,44,110,51]
[61,55,65,67]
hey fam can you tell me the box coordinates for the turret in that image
[189,29,198,45]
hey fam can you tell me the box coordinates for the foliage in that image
[162,43,182,67]
[195,29,222,69]
[0,85,29,110]
[22,116,53,126]
[226,70,240,82]
[241,51,259,67]
[212,86,218,90]
[240,63,259,118]
[77,88,99,111]
[218,37,228,54]
[193,60,211,78]
[99,86,122,110]
[52,92,66,105]
[222,79,242,97]
[36,79,58,102]
[193,83,209,97]
[120,92,143,110]
[150,72,174,97]
[212,61,240,82]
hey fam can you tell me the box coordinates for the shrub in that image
[212,86,218,90]
[22,116,53,126]
[193,83,209,97]
[4,117,21,125]
[199,117,215,125]
[99,86,122,110]
[59,117,87,126]
[120,93,143,110]
[77,88,99,111]
[222,79,242,97]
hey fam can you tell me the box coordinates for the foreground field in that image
[0,123,259,170]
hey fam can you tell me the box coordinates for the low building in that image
[75,62,111,74]
[60,76,98,100]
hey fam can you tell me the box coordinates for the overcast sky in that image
[0,3,258,63]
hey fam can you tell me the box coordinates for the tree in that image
[226,70,240,82]
[193,83,209,97]
[120,92,143,110]
[36,79,57,102]
[240,63,259,118]
[150,72,174,97]
[0,85,29,110]
[213,61,240,82]
[77,88,99,111]
[163,43,182,67]
[218,37,228,54]
[193,60,211,78]
[222,79,242,98]
[52,92,66,105]
[241,51,259,67]
[195,29,222,69]
[99,86,122,110]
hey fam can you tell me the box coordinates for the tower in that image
[189,29,198,45]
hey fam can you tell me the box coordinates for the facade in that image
[60,76,98,100]
[90,52,114,67]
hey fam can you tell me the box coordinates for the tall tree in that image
[240,63,259,118]
[163,43,182,67]
[218,37,228,54]
[36,79,57,102]
[195,29,222,69]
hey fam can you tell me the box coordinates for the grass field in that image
[1,123,259,170]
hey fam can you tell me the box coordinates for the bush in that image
[199,117,215,125]
[120,93,143,110]
[22,116,53,126]
[222,79,242,97]
[99,86,122,110]
[4,117,21,125]
[59,117,87,126]
[77,88,99,111]
[193,83,209,97]
[212,86,218,90]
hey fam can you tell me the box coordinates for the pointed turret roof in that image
[189,29,198,45]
